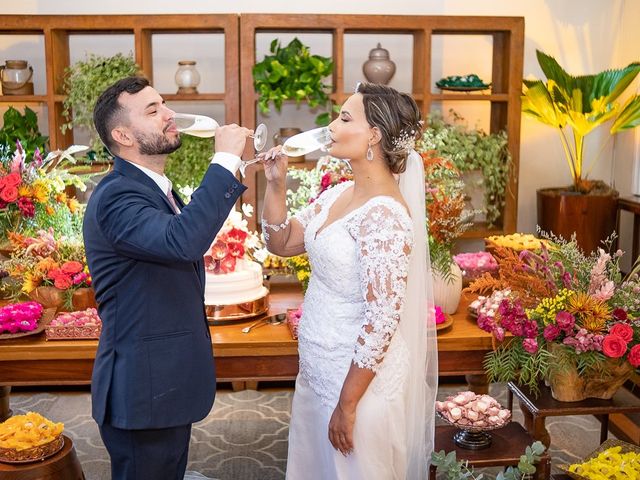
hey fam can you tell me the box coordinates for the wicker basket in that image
[559,438,640,480]
[0,434,64,463]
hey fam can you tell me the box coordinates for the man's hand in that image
[214,124,253,157]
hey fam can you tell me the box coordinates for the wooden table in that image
[0,285,494,421]
[508,381,640,448]
[0,435,84,479]
[430,422,551,480]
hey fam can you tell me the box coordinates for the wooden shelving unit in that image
[239,14,524,236]
[0,15,240,150]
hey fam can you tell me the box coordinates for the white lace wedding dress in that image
[286,180,416,480]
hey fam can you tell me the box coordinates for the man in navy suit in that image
[83,76,250,479]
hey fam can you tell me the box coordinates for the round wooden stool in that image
[0,435,85,479]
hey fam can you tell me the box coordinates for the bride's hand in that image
[260,145,287,183]
[328,402,355,456]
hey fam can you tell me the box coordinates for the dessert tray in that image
[0,434,64,464]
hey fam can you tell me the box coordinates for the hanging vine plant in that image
[417,110,511,228]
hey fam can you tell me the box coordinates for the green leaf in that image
[611,95,640,132]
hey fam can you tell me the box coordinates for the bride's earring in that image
[366,145,374,161]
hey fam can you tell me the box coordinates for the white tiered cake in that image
[204,259,268,306]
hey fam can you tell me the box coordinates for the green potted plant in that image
[522,50,640,253]
[62,52,140,161]
[0,106,49,159]
[252,37,335,126]
[417,110,511,229]
[165,135,215,201]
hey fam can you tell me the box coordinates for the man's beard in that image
[134,130,181,155]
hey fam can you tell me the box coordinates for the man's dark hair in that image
[93,76,150,155]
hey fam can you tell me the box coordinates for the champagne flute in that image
[174,114,268,176]
[281,127,332,157]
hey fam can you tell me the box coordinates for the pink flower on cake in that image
[218,255,236,274]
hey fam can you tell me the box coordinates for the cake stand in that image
[436,410,511,450]
[205,291,269,325]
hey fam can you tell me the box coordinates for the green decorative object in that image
[165,135,214,201]
[436,74,490,91]
[62,52,140,160]
[417,110,511,228]
[0,106,48,159]
[252,38,335,126]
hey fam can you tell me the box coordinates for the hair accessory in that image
[392,129,416,153]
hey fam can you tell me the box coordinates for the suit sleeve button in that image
[224,193,231,199]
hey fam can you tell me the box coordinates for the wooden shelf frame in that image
[239,14,524,237]
[0,14,240,150]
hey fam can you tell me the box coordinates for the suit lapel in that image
[113,157,176,215]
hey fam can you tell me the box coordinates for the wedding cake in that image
[204,259,268,306]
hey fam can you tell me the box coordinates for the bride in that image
[260,83,438,479]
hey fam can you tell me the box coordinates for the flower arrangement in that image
[2,229,91,307]
[204,203,266,274]
[422,152,473,280]
[0,142,88,245]
[469,232,640,396]
[284,157,353,291]
[0,301,43,334]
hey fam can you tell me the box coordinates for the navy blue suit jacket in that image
[83,157,246,429]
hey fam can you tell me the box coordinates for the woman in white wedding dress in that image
[260,83,438,480]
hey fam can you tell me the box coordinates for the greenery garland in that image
[417,110,511,227]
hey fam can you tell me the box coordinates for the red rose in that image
[61,261,83,275]
[320,173,332,191]
[53,275,73,290]
[609,322,634,343]
[0,185,18,203]
[0,177,7,190]
[4,172,21,187]
[602,334,628,358]
[628,344,640,368]
[47,268,64,281]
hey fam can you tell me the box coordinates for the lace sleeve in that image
[348,201,414,372]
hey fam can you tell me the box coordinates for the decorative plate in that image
[436,314,454,333]
[0,434,64,464]
[437,85,491,92]
[558,438,640,480]
[0,308,56,341]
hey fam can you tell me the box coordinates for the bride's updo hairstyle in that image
[356,82,422,174]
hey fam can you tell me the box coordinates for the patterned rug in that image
[9,383,611,479]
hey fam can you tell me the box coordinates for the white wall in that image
[1,0,638,238]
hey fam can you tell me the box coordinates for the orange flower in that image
[55,192,67,204]
[67,198,80,214]
[45,205,54,215]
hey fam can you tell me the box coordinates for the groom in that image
[83,76,250,479]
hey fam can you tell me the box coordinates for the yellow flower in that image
[55,192,68,204]
[21,273,42,293]
[18,185,31,198]
[567,292,611,333]
[32,183,50,203]
[67,198,80,214]
[529,288,574,325]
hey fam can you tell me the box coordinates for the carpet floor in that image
[9,382,612,479]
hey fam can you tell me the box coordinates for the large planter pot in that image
[537,185,618,254]
[432,262,463,314]
[71,287,97,311]
[29,286,65,312]
[548,345,633,402]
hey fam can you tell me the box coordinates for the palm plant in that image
[522,50,640,193]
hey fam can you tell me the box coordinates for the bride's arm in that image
[261,147,308,257]
[329,204,413,455]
